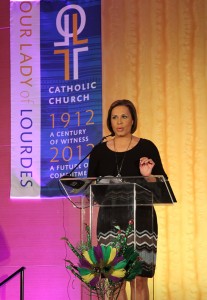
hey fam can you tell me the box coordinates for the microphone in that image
[100,133,114,142]
[60,134,113,181]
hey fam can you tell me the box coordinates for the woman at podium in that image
[88,99,168,300]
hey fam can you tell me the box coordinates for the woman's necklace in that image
[114,135,133,178]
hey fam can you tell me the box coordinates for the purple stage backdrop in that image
[2,1,102,300]
[10,0,102,198]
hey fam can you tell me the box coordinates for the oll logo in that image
[54,4,89,80]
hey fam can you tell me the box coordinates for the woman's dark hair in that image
[107,99,138,135]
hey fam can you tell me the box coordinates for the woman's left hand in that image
[139,157,155,176]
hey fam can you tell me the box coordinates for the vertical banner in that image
[10,1,41,198]
[10,0,102,198]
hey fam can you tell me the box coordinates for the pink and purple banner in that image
[10,0,102,198]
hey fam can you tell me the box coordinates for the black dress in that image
[87,138,167,278]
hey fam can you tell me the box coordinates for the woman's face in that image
[110,105,133,137]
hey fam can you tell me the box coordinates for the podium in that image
[59,176,176,300]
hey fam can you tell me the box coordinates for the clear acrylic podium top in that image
[59,175,176,208]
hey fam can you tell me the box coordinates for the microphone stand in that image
[58,134,113,202]
[60,134,113,179]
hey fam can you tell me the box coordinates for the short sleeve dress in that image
[87,138,167,278]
